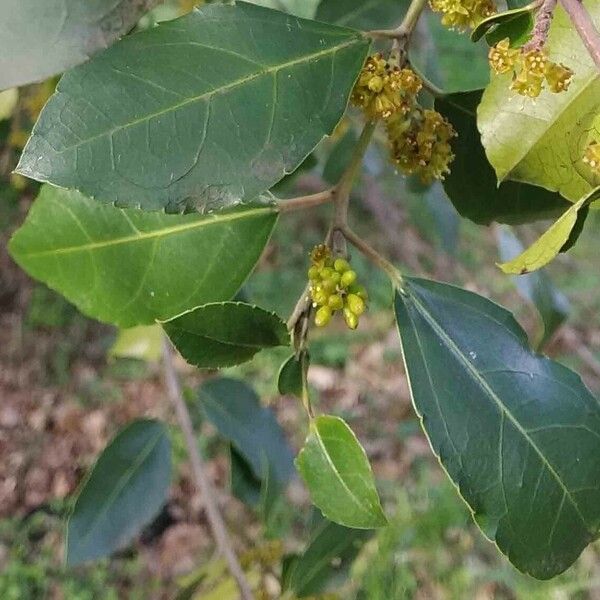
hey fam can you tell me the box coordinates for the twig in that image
[277,189,334,213]
[161,338,254,600]
[339,225,405,287]
[367,0,428,41]
[523,0,557,51]
[559,0,600,69]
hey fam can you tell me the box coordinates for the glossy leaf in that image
[478,3,600,201]
[0,0,156,90]
[316,0,406,29]
[109,325,163,362]
[497,227,570,348]
[16,2,369,212]
[436,91,569,225]
[498,188,597,274]
[8,186,277,327]
[471,5,534,42]
[283,519,369,596]
[198,378,295,486]
[485,12,534,47]
[66,419,171,565]
[163,302,288,369]
[296,415,387,529]
[278,351,310,398]
[394,278,600,578]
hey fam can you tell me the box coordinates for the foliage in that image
[4,0,600,592]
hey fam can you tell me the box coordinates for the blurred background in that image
[3,0,600,598]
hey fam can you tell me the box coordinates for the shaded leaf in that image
[322,127,358,184]
[498,188,598,274]
[0,0,157,90]
[394,278,600,578]
[485,12,534,47]
[497,227,570,348]
[436,91,570,225]
[478,3,600,201]
[109,325,163,362]
[8,186,277,327]
[278,351,310,398]
[296,415,387,529]
[471,5,534,42]
[230,445,262,507]
[248,0,320,18]
[198,378,295,485]
[66,419,171,565]
[17,2,369,212]
[163,302,288,369]
[316,0,406,29]
[283,518,369,597]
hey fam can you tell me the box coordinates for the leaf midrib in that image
[38,36,363,157]
[16,206,275,258]
[407,290,592,534]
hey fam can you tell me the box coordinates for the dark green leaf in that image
[163,302,289,369]
[230,445,262,507]
[283,519,369,596]
[0,0,157,90]
[435,91,570,225]
[485,12,534,47]
[471,6,534,43]
[296,415,387,529]
[17,3,369,212]
[66,419,171,565]
[497,227,570,348]
[278,351,310,398]
[198,378,295,486]
[316,0,406,29]
[8,186,277,327]
[322,128,358,184]
[394,277,600,578]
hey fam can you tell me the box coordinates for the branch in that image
[523,0,557,51]
[367,0,428,41]
[161,339,254,600]
[277,189,334,213]
[559,0,600,69]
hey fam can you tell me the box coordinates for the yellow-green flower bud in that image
[347,293,366,316]
[341,270,357,287]
[343,307,359,330]
[315,306,332,327]
[328,294,344,311]
[334,258,351,273]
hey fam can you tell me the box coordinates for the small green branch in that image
[277,189,334,213]
[367,0,428,42]
[339,225,405,288]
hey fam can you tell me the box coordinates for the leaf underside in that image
[395,278,600,579]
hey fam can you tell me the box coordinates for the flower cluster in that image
[387,108,457,183]
[430,0,496,30]
[489,38,573,98]
[351,53,422,120]
[308,245,368,330]
[583,141,600,176]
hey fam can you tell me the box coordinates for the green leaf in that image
[498,188,598,274]
[66,419,171,565]
[247,0,320,18]
[485,12,534,47]
[109,325,163,362]
[497,227,570,348]
[230,445,262,507]
[322,127,358,185]
[394,278,600,578]
[198,378,295,485]
[17,2,369,212]
[478,2,600,201]
[296,415,387,529]
[8,186,277,327]
[0,0,156,90]
[163,302,288,369]
[0,89,18,121]
[471,6,534,43]
[436,91,570,225]
[278,351,310,398]
[316,0,406,29]
[283,519,369,597]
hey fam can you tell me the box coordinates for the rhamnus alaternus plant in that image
[4,0,600,595]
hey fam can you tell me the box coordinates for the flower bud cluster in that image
[489,38,573,98]
[430,0,496,30]
[308,245,368,330]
